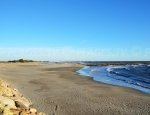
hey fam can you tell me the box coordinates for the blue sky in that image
[0,0,150,61]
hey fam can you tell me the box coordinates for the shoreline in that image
[76,67,149,96]
[0,63,150,115]
[77,65,150,95]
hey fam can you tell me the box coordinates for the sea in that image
[77,62,150,94]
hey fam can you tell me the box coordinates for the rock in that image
[0,98,16,108]
[30,108,37,113]
[0,80,14,97]
[0,80,45,114]
[0,104,5,113]
[9,108,21,115]
[3,107,14,115]
[14,99,30,109]
[15,101,28,109]
[19,111,27,115]
[38,112,46,115]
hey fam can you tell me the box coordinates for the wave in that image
[77,64,150,94]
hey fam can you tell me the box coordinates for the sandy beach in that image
[0,63,150,115]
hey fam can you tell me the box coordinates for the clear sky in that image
[0,0,150,61]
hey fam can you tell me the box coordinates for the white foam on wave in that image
[106,64,145,73]
[106,65,126,73]
[77,66,91,77]
[77,65,150,94]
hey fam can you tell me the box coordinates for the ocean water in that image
[77,64,150,94]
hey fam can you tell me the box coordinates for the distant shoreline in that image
[1,60,150,65]
[0,59,49,63]
[78,61,150,66]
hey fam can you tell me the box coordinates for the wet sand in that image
[0,63,150,115]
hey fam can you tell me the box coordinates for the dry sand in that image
[0,63,149,115]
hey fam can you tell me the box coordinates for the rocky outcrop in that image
[0,80,45,115]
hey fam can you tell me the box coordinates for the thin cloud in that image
[0,47,149,61]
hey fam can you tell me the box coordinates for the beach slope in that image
[0,63,149,115]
